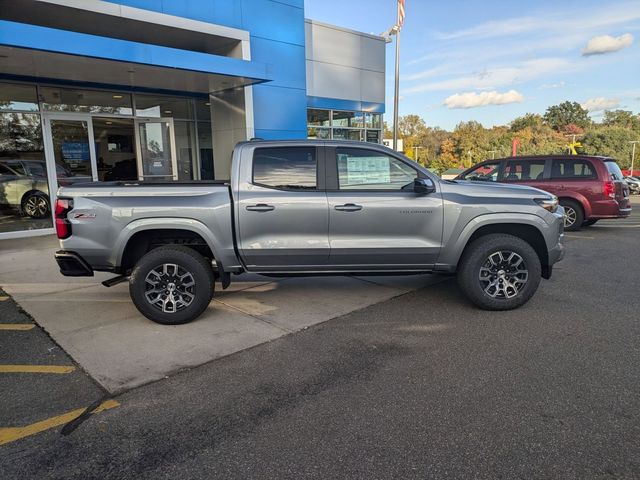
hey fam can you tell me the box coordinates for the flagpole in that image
[393,27,400,151]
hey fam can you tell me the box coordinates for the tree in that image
[581,126,637,169]
[543,101,591,131]
[510,113,544,132]
[602,110,640,131]
[398,115,427,138]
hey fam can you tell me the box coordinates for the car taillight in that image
[55,198,73,239]
[603,181,616,199]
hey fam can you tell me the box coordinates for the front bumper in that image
[55,250,94,277]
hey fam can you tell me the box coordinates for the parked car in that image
[457,155,631,231]
[0,159,53,218]
[0,159,83,218]
[624,176,640,194]
[54,140,565,325]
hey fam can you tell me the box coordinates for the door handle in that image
[334,203,363,212]
[246,204,275,212]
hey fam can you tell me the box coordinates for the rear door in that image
[237,145,330,270]
[326,146,443,269]
[549,157,599,200]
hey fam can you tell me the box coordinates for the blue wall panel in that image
[252,85,307,138]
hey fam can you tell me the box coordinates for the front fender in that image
[435,212,551,271]
[112,218,223,267]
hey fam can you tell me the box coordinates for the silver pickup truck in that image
[54,140,565,325]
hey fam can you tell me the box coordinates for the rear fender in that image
[558,192,592,218]
[113,218,223,268]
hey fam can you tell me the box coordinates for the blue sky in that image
[304,0,640,130]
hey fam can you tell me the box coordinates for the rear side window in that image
[604,160,624,181]
[502,160,546,181]
[252,147,317,190]
[550,159,597,179]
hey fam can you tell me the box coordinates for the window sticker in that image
[345,156,391,185]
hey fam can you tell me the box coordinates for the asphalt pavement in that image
[1,204,639,479]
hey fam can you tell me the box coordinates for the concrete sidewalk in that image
[0,236,441,393]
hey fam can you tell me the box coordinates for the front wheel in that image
[457,233,542,311]
[129,246,214,325]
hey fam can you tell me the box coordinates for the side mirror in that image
[414,177,436,194]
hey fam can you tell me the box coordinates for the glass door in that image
[135,119,178,181]
[42,113,98,206]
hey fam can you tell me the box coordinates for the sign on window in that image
[345,155,390,185]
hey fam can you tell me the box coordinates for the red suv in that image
[456,155,631,231]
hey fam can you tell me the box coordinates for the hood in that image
[442,179,554,199]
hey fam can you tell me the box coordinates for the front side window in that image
[253,147,316,190]
[550,159,596,179]
[337,148,417,190]
[460,161,501,182]
[502,160,546,181]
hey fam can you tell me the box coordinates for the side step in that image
[101,275,128,288]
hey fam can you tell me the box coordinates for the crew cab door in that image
[326,146,443,269]
[236,145,329,270]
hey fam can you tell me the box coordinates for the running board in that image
[101,275,128,288]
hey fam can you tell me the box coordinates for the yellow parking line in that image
[0,365,76,374]
[0,399,120,446]
[0,324,35,331]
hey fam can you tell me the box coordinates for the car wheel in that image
[129,246,214,325]
[582,219,598,227]
[559,199,583,231]
[457,233,542,311]
[21,191,50,219]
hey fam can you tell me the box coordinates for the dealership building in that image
[0,0,386,238]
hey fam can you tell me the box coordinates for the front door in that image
[326,146,443,269]
[42,113,98,205]
[237,145,329,270]
[135,118,178,181]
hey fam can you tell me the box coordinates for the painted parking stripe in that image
[0,365,76,374]
[0,324,35,331]
[0,399,120,446]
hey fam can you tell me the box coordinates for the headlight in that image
[534,196,559,213]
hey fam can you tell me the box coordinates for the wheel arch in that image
[437,213,553,278]
[558,193,591,218]
[114,219,221,273]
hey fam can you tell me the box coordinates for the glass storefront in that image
[0,81,217,236]
[306,108,382,144]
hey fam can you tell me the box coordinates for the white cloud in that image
[582,33,634,55]
[436,3,640,41]
[405,58,572,93]
[581,97,620,112]
[444,90,524,109]
[539,81,567,89]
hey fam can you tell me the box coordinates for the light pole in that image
[630,141,639,176]
[488,150,498,160]
[413,146,424,161]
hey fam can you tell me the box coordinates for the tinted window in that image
[550,159,596,179]
[337,148,417,190]
[460,161,501,182]
[0,164,15,175]
[253,147,316,190]
[502,160,546,181]
[604,160,624,181]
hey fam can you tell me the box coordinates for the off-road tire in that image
[129,246,214,325]
[457,233,542,311]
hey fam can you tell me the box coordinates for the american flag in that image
[397,0,406,29]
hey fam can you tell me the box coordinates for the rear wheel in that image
[582,219,598,227]
[129,246,214,325]
[457,233,542,311]
[21,191,50,219]
[559,199,583,231]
